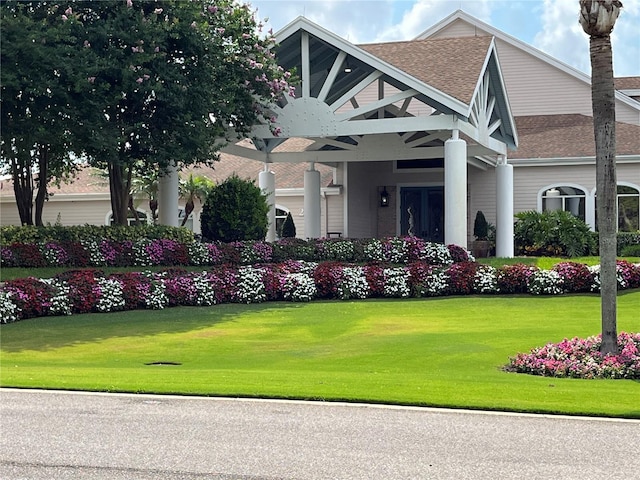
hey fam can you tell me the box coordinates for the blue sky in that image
[250,0,640,77]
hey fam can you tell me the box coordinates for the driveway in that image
[1,388,638,479]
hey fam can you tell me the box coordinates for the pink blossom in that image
[242,33,251,39]
[61,14,68,21]
[153,8,163,14]
[143,74,150,80]
[154,46,160,53]
[83,40,91,48]
[65,7,72,15]
[136,77,144,84]
[208,5,217,13]
[217,27,225,34]
[126,0,133,7]
[191,21,197,28]
[88,77,96,84]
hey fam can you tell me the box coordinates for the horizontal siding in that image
[513,163,640,214]
[494,40,593,117]
[0,199,113,227]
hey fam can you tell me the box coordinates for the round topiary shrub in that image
[200,175,269,242]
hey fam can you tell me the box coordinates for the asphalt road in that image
[1,388,638,479]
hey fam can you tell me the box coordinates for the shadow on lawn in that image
[0,302,306,353]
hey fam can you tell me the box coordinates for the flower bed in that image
[505,332,640,379]
[2,259,639,324]
[0,237,467,268]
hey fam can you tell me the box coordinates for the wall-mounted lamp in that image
[380,186,389,207]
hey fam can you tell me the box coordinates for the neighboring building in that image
[1,10,638,252]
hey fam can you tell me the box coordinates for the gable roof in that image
[359,36,493,105]
[418,10,640,113]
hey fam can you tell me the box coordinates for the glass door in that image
[400,186,444,242]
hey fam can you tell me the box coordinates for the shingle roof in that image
[615,76,640,90]
[511,114,640,159]
[359,36,493,104]
[0,153,334,197]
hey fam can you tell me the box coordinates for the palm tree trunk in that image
[589,34,618,355]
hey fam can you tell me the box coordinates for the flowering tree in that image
[46,0,292,225]
[579,0,623,355]
[0,2,80,226]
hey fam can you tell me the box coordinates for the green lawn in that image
[2,291,639,418]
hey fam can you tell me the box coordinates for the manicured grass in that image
[477,256,640,269]
[2,291,639,417]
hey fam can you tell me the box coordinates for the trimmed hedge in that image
[0,224,194,245]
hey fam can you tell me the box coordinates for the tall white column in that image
[444,130,467,248]
[304,162,321,239]
[158,162,179,227]
[496,157,514,258]
[259,165,276,242]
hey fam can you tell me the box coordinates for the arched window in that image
[540,185,587,221]
[617,185,639,232]
[275,206,289,238]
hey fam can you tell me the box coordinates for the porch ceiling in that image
[224,17,517,168]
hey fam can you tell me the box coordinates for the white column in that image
[304,162,321,239]
[158,162,179,227]
[444,130,467,248]
[259,165,276,242]
[496,158,514,258]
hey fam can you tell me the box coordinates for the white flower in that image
[283,273,317,302]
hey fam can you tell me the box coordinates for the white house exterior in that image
[2,11,639,254]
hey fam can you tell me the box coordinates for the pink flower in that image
[143,74,150,80]
[208,6,217,13]
[83,40,91,48]
[153,8,162,14]
[61,14,68,21]
[126,0,133,7]
[154,46,160,53]
[191,21,197,28]
[136,77,144,84]
[65,7,72,15]
[88,77,96,84]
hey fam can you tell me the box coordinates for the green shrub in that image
[514,210,596,257]
[0,224,193,245]
[473,211,489,240]
[200,174,268,242]
[621,243,640,257]
[617,232,640,256]
[280,212,297,238]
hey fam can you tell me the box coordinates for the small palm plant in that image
[179,174,214,227]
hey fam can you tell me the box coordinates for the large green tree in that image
[1,2,79,225]
[579,0,623,355]
[59,0,292,225]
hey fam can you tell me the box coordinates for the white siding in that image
[0,197,113,227]
[431,19,640,125]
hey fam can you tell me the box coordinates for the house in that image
[1,10,639,256]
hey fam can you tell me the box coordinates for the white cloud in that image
[252,0,639,76]
[372,0,492,42]
[533,0,640,76]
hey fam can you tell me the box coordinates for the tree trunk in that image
[34,144,49,227]
[590,34,618,355]
[108,162,131,226]
[11,156,34,226]
[181,199,194,227]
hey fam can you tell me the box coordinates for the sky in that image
[250,0,640,78]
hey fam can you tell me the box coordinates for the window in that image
[541,186,586,221]
[275,207,289,238]
[109,210,148,226]
[617,185,639,232]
